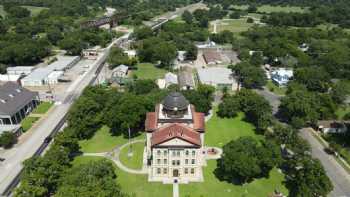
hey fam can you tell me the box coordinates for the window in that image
[172,151,176,156]
[163,168,167,174]
[164,159,167,164]
[157,150,161,156]
[164,150,168,156]
[185,150,189,156]
[191,168,195,174]
[191,159,195,164]
[185,159,188,164]
[172,160,176,166]
[192,150,195,156]
[177,151,180,157]
[157,159,161,164]
[157,168,161,174]
[185,168,188,174]
[176,160,180,166]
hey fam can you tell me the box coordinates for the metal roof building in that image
[197,67,237,90]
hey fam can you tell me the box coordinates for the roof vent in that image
[9,94,14,98]
[0,99,6,103]
[16,89,21,93]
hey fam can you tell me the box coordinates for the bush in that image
[0,131,17,148]
[247,17,254,23]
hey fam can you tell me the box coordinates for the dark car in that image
[44,136,52,143]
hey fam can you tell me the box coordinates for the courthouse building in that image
[145,92,206,183]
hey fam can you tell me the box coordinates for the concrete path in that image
[300,128,350,197]
[173,182,179,197]
[84,139,147,175]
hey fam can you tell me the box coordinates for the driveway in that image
[300,128,350,197]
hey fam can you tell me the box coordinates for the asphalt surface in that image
[300,129,350,197]
[254,87,282,114]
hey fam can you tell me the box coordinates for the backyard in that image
[132,63,167,80]
[79,125,145,153]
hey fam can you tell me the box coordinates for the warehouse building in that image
[21,56,80,86]
[7,66,35,76]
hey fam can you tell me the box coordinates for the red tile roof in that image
[145,112,157,132]
[151,123,201,147]
[193,112,205,132]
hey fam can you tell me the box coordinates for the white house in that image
[317,121,349,134]
[145,92,206,183]
[271,68,293,86]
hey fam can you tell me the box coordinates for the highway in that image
[0,33,130,196]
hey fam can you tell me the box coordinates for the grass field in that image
[266,81,287,95]
[32,102,53,114]
[21,116,39,132]
[182,160,288,197]
[205,110,263,147]
[132,63,167,80]
[0,5,48,17]
[73,156,173,197]
[119,142,145,170]
[79,125,145,153]
[210,19,254,34]
[232,5,307,13]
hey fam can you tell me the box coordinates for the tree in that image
[0,20,7,34]
[294,67,330,92]
[247,5,258,13]
[231,61,267,89]
[210,30,234,44]
[250,52,263,66]
[217,95,240,118]
[108,47,132,69]
[47,28,63,45]
[287,158,333,197]
[217,137,281,184]
[185,43,198,61]
[56,160,126,197]
[127,79,158,95]
[247,17,254,23]
[133,26,153,40]
[182,86,214,114]
[182,10,193,24]
[331,80,350,105]
[59,36,85,56]
[0,131,17,148]
[229,12,241,19]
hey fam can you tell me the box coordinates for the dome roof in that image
[162,92,189,111]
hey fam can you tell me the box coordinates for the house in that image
[202,51,222,65]
[317,121,349,134]
[82,47,100,60]
[111,65,129,85]
[145,92,206,183]
[158,72,178,89]
[271,68,293,86]
[178,68,195,90]
[0,82,39,126]
[197,67,238,90]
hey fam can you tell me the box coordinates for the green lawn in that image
[73,156,173,197]
[336,106,350,120]
[232,5,307,13]
[21,116,39,132]
[210,19,254,34]
[32,102,53,114]
[119,142,145,170]
[205,110,264,147]
[79,125,145,153]
[132,63,167,80]
[182,160,288,197]
[266,80,287,96]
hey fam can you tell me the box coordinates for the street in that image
[300,128,350,197]
[254,87,282,114]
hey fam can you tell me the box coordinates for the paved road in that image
[300,129,350,197]
[0,33,130,195]
[254,87,282,114]
[173,182,179,197]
